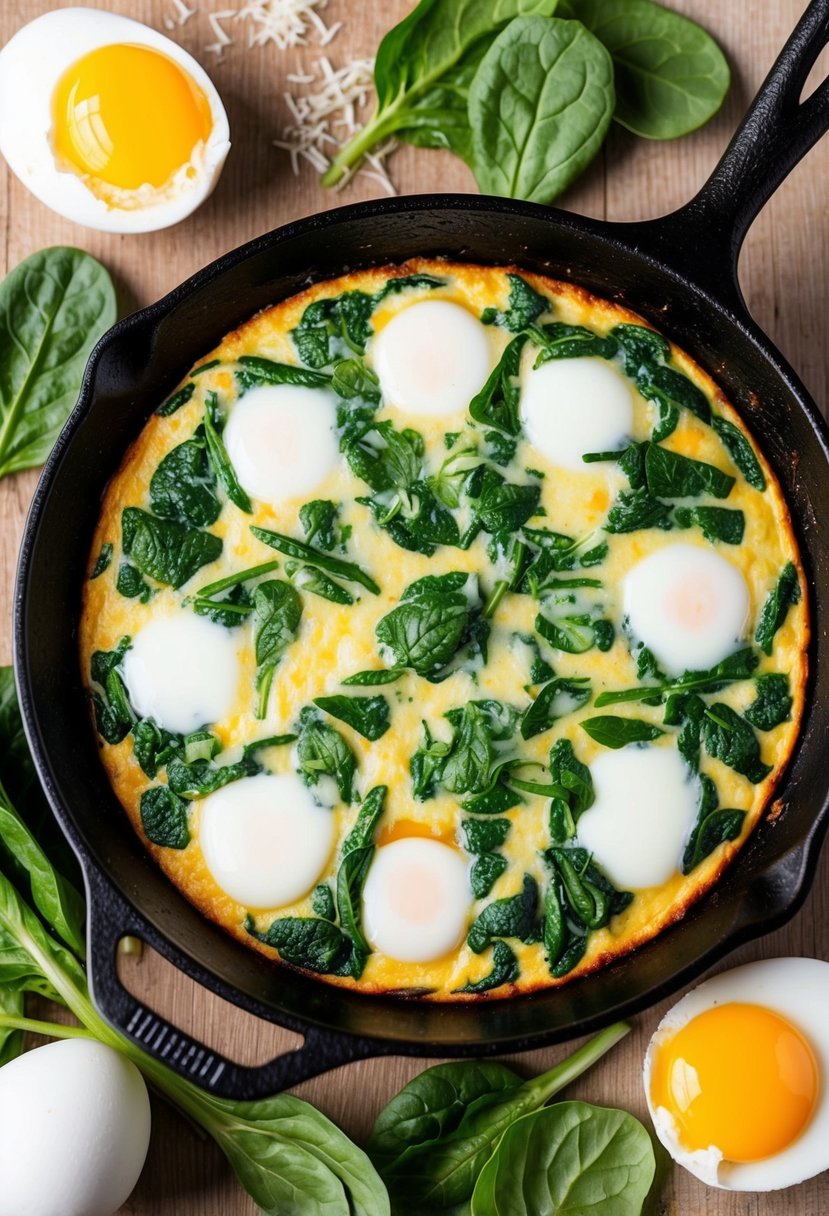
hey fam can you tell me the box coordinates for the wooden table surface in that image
[2,0,829,1211]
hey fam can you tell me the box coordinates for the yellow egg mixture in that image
[80,260,808,999]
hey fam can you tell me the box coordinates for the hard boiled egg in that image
[0,1037,151,1216]
[224,384,339,509]
[0,8,230,232]
[362,838,470,962]
[199,773,336,908]
[576,744,700,889]
[371,300,492,417]
[519,356,634,471]
[644,957,829,1190]
[122,613,240,735]
[624,542,750,676]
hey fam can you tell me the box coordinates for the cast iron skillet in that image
[14,1,829,1099]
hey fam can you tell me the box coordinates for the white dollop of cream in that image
[577,746,700,889]
[122,613,239,735]
[199,772,335,908]
[0,1038,151,1216]
[224,383,339,508]
[624,542,750,676]
[362,838,471,962]
[371,300,492,417]
[519,356,634,470]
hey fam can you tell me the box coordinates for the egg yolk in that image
[650,1002,820,1163]
[51,43,211,194]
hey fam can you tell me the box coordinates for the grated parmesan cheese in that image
[273,55,397,194]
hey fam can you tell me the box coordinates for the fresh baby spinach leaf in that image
[375,573,474,680]
[253,580,303,719]
[286,562,354,605]
[342,668,406,687]
[295,707,358,804]
[481,274,550,331]
[470,1099,655,1216]
[236,354,333,390]
[89,637,134,745]
[562,0,729,139]
[581,715,664,748]
[245,914,353,974]
[314,694,391,741]
[0,247,115,477]
[468,16,614,203]
[744,674,792,732]
[121,507,222,589]
[702,702,772,784]
[140,786,190,849]
[469,334,526,435]
[755,562,801,656]
[536,608,614,656]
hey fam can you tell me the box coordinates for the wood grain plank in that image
[2,1,828,1212]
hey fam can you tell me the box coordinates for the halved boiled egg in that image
[0,8,230,232]
[624,542,750,676]
[362,838,471,962]
[644,957,829,1190]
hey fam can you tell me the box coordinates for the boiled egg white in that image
[519,356,634,471]
[624,542,750,676]
[224,384,339,509]
[0,8,230,232]
[577,744,700,889]
[0,1038,151,1216]
[122,613,239,735]
[362,838,470,962]
[644,957,829,1191]
[199,772,336,908]
[371,300,492,417]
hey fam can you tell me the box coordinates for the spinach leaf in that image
[358,481,460,556]
[674,504,744,545]
[460,467,541,551]
[236,354,334,390]
[520,676,592,739]
[344,420,424,493]
[90,543,113,578]
[375,573,474,680]
[314,694,390,741]
[411,721,453,801]
[703,703,771,784]
[311,883,336,921]
[467,874,539,953]
[0,247,116,476]
[562,0,729,139]
[644,442,734,499]
[245,914,353,974]
[744,674,792,731]
[455,939,519,992]
[115,561,154,603]
[595,647,759,707]
[581,715,664,748]
[253,580,303,719]
[531,321,618,364]
[295,707,358,803]
[132,718,182,779]
[663,690,705,771]
[167,753,257,799]
[89,637,134,744]
[611,322,670,372]
[149,433,220,527]
[121,507,222,588]
[462,818,511,854]
[755,562,801,656]
[342,668,406,687]
[299,499,340,550]
[468,334,525,435]
[536,607,614,655]
[641,364,711,425]
[251,525,381,595]
[468,16,614,204]
[682,774,745,873]
[470,1100,656,1216]
[712,415,766,491]
[462,781,524,816]
[291,279,444,368]
[549,737,594,822]
[140,786,190,849]
[335,785,388,970]
[157,381,195,417]
[519,527,607,595]
[322,0,558,187]
[286,562,354,605]
[606,487,673,533]
[442,701,520,797]
[471,852,508,898]
[544,848,632,969]
[191,559,279,625]
[203,395,253,514]
[430,439,482,509]
[481,274,549,331]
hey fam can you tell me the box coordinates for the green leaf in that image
[468,17,614,204]
[253,580,303,718]
[682,776,745,873]
[470,852,509,898]
[674,504,744,545]
[291,293,377,367]
[203,396,253,514]
[115,561,154,603]
[703,703,771,784]
[157,381,195,417]
[536,610,609,655]
[520,677,592,739]
[342,668,406,687]
[470,1100,655,1215]
[121,507,222,588]
[581,715,664,748]
[712,415,766,491]
[295,707,357,804]
[462,818,511,854]
[562,0,730,139]
[644,443,734,499]
[482,274,550,331]
[251,525,380,595]
[440,701,520,797]
[469,334,526,435]
[236,354,334,389]
[455,939,520,993]
[89,637,134,744]
[149,434,220,527]
[375,576,472,680]
[335,785,388,967]
[314,694,390,741]
[311,883,336,921]
[531,321,618,364]
[245,915,353,975]
[595,646,759,707]
[0,247,116,476]
[90,543,113,578]
[140,786,190,849]
[132,717,182,778]
[605,488,673,534]
[755,562,801,656]
[744,674,792,732]
[299,499,340,550]
[467,874,538,953]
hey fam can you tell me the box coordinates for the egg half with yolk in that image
[0,8,230,232]
[644,957,829,1190]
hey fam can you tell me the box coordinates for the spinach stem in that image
[0,1013,95,1040]
[529,1020,631,1104]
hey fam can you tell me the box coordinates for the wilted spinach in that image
[543,846,632,976]
[674,504,744,545]
[581,715,664,748]
[376,572,485,681]
[481,274,549,331]
[314,694,390,741]
[681,773,745,873]
[744,674,792,731]
[149,432,220,527]
[295,706,358,803]
[702,703,772,784]
[251,525,380,594]
[121,507,222,589]
[755,562,801,656]
[252,580,303,718]
[520,676,592,739]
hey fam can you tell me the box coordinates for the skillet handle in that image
[634,0,829,305]
[84,868,380,1099]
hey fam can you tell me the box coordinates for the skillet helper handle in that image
[642,0,829,297]
[84,868,378,1099]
